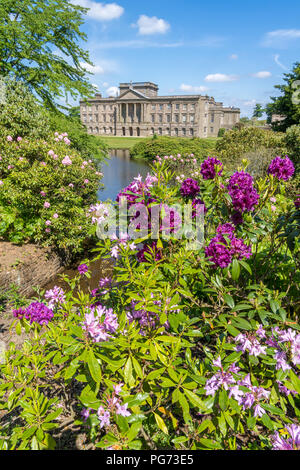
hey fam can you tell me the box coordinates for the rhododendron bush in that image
[0,155,299,451]
[0,133,103,251]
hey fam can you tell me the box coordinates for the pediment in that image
[118,89,148,100]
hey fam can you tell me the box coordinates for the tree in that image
[265,62,300,131]
[0,0,95,109]
[252,104,265,119]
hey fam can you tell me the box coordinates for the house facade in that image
[80,82,240,138]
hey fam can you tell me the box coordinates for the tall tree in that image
[265,62,300,131]
[252,103,265,119]
[0,0,94,109]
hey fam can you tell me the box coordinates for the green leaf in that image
[87,349,101,384]
[223,294,235,309]
[231,259,240,281]
[154,412,169,435]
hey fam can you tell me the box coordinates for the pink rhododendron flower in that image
[62,156,72,166]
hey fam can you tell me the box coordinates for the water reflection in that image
[98,149,150,202]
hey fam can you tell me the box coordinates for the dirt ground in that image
[0,241,112,355]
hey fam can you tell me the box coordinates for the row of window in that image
[151,103,196,112]
[87,126,215,136]
[151,128,194,137]
[151,114,195,124]
[81,102,197,113]
[82,104,114,112]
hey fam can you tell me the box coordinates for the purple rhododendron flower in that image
[13,302,54,325]
[268,156,295,181]
[205,223,252,268]
[180,178,200,198]
[200,157,223,180]
[78,264,88,275]
[228,171,260,213]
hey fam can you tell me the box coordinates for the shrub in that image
[216,127,287,170]
[0,156,299,450]
[285,125,300,167]
[0,78,51,140]
[0,133,103,252]
[0,78,107,165]
[48,111,108,164]
[218,128,226,137]
[130,136,216,161]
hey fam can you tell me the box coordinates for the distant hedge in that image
[130,136,217,161]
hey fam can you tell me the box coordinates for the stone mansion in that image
[80,81,240,138]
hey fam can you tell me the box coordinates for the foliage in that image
[0,133,103,251]
[0,158,299,450]
[0,78,107,164]
[217,128,226,138]
[0,78,51,140]
[216,127,287,170]
[48,111,108,163]
[284,125,300,168]
[130,136,217,161]
[265,62,300,131]
[0,0,94,109]
[252,104,265,119]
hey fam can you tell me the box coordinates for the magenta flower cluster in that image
[78,264,89,275]
[228,171,260,213]
[180,178,200,198]
[200,157,223,180]
[13,302,54,325]
[82,304,119,343]
[205,223,252,268]
[268,156,295,181]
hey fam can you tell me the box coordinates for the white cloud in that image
[180,84,208,93]
[73,0,124,21]
[274,54,288,70]
[262,29,300,47]
[205,73,238,83]
[106,86,119,97]
[102,82,109,87]
[229,54,238,60]
[243,99,258,107]
[252,71,271,79]
[135,15,170,35]
[80,62,105,74]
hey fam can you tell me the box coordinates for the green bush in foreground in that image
[130,136,217,161]
[0,158,299,450]
[216,127,287,170]
[0,133,103,251]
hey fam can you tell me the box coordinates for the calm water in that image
[97,149,150,202]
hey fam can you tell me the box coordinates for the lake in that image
[97,149,150,202]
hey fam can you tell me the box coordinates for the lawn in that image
[98,136,146,149]
[99,136,219,150]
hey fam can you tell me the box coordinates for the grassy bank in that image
[98,136,146,149]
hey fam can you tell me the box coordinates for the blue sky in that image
[72,0,300,116]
